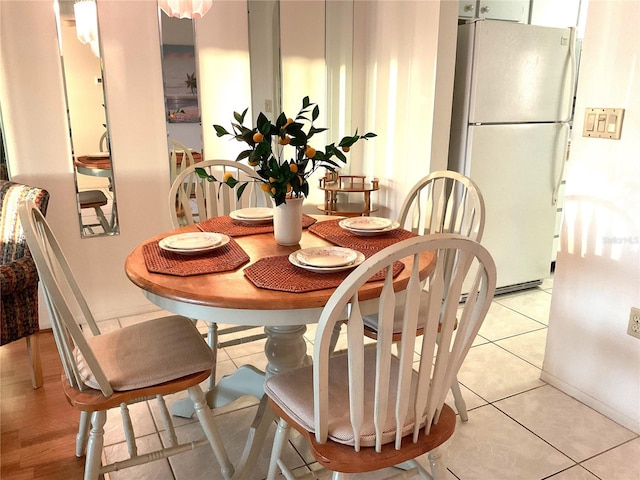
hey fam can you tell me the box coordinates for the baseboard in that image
[540,371,640,434]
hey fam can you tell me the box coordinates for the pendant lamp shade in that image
[74,0,98,44]
[74,0,100,57]
[158,0,213,19]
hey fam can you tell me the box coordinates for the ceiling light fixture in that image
[74,0,100,56]
[158,0,213,19]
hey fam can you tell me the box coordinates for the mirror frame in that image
[55,0,120,238]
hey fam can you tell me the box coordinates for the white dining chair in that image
[169,159,270,393]
[169,139,196,186]
[98,131,108,152]
[169,158,269,228]
[78,189,112,234]
[265,234,496,479]
[362,170,485,422]
[18,200,235,480]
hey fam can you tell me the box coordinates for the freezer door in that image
[467,20,574,123]
[465,123,569,290]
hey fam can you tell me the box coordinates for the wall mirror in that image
[159,12,202,185]
[55,0,119,237]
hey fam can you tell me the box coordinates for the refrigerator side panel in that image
[448,23,475,173]
[468,20,573,124]
[466,123,569,290]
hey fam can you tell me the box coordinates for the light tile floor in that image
[98,277,640,480]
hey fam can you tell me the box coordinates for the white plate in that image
[339,219,400,236]
[88,152,110,158]
[341,216,393,231]
[234,207,273,219]
[229,209,273,224]
[159,232,222,251]
[289,250,365,273]
[159,234,230,256]
[295,247,358,268]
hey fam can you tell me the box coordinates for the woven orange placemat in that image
[308,218,418,253]
[197,214,316,237]
[143,239,250,277]
[244,255,405,293]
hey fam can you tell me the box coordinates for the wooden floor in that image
[1,330,87,479]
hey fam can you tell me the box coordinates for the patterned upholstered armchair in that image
[1,180,50,388]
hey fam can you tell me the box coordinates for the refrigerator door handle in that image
[553,27,577,205]
[552,124,570,206]
[564,27,578,123]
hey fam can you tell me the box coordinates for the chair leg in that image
[85,410,107,480]
[188,385,234,480]
[93,206,112,233]
[26,334,43,389]
[207,322,218,391]
[427,447,448,480]
[76,411,91,457]
[267,417,291,480]
[450,377,468,422]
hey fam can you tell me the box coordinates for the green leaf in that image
[255,141,272,157]
[289,136,307,147]
[302,96,310,108]
[195,167,217,182]
[339,135,359,147]
[240,131,254,144]
[312,105,319,121]
[231,108,248,124]
[236,182,248,200]
[335,150,347,162]
[236,150,252,161]
[363,132,377,139]
[276,112,287,128]
[225,176,239,188]
[307,126,327,140]
[256,112,271,134]
[322,158,342,168]
[213,125,230,137]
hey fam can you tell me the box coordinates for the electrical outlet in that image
[628,307,640,339]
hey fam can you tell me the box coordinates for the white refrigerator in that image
[448,19,576,294]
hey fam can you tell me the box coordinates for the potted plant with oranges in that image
[199,96,376,207]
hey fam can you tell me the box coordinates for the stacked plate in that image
[87,152,110,159]
[159,232,230,255]
[289,246,365,273]
[339,216,400,236]
[229,207,274,224]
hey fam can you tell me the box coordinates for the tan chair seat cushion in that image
[74,315,213,391]
[363,290,430,334]
[265,348,422,448]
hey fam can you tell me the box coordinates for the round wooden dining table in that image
[124,218,436,479]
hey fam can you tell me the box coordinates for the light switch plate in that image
[583,108,625,139]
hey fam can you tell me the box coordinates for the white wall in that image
[542,0,640,433]
[351,0,458,220]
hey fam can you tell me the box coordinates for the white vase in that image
[272,196,304,246]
